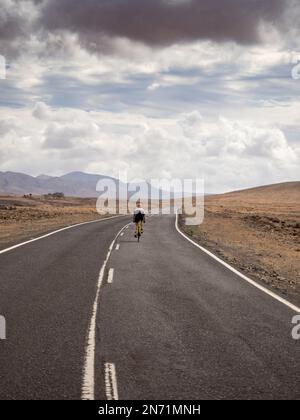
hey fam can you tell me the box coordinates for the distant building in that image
[44,192,65,199]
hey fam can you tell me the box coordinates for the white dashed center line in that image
[107,268,114,284]
[81,222,130,400]
[105,363,119,400]
[115,244,120,251]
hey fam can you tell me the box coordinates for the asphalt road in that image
[0,216,130,399]
[0,215,299,399]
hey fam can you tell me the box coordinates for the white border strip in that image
[81,222,131,400]
[104,363,119,400]
[0,215,125,256]
[175,212,300,314]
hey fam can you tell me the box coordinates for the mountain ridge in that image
[0,171,299,199]
[0,171,173,198]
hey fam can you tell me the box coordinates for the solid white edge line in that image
[175,211,300,314]
[107,268,114,284]
[0,215,126,256]
[81,222,130,400]
[104,363,119,400]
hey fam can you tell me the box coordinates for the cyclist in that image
[133,200,146,238]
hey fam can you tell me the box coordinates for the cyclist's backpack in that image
[134,211,144,223]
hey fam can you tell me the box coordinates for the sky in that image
[0,0,299,193]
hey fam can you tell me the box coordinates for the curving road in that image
[0,215,299,399]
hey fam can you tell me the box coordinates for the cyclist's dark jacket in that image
[133,211,145,223]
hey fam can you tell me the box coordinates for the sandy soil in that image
[180,182,300,304]
[0,195,107,249]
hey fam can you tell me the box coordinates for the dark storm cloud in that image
[40,0,290,47]
[0,3,23,41]
[0,0,297,55]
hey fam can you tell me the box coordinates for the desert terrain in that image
[180,182,300,304]
[0,195,105,250]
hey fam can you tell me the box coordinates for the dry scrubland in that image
[181,182,300,304]
[0,195,103,249]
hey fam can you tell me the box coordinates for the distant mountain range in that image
[1,171,298,200]
[0,171,110,197]
[0,171,187,199]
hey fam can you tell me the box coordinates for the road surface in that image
[0,215,299,399]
